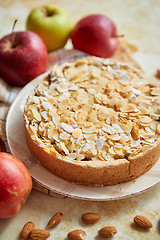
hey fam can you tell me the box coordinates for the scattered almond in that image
[28,229,50,240]
[47,212,63,228]
[67,230,86,240]
[98,226,117,238]
[134,215,153,229]
[82,213,101,224]
[156,69,160,79]
[20,221,35,240]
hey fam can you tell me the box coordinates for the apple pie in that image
[24,56,160,186]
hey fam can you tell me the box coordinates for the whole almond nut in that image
[98,226,117,237]
[82,213,101,224]
[47,212,63,228]
[134,215,153,229]
[28,229,50,240]
[20,221,35,240]
[156,69,160,79]
[67,229,86,240]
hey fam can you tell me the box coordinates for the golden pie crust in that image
[24,48,160,186]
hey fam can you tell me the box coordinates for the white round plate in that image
[6,74,160,201]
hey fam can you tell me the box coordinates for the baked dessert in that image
[24,56,160,186]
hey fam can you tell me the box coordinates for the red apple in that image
[71,14,118,58]
[0,31,48,87]
[0,152,32,219]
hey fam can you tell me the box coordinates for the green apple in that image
[26,4,71,52]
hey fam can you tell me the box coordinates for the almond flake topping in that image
[102,125,116,135]
[24,57,160,163]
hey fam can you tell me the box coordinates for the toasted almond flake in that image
[59,142,69,155]
[150,113,160,120]
[68,83,78,91]
[120,104,139,113]
[102,59,111,65]
[114,146,124,157]
[29,124,38,134]
[130,93,137,102]
[81,104,91,113]
[52,114,60,126]
[98,150,108,161]
[72,128,82,139]
[59,98,70,107]
[108,147,116,156]
[131,123,140,140]
[88,110,98,123]
[102,125,116,134]
[139,116,152,124]
[83,141,95,151]
[131,88,141,95]
[48,128,59,141]
[142,99,152,105]
[119,134,128,144]
[76,111,86,124]
[41,111,48,121]
[115,100,127,110]
[95,139,104,150]
[157,124,160,133]
[112,123,123,133]
[61,122,73,133]
[82,125,96,134]
[145,138,155,143]
[77,154,86,161]
[87,88,97,95]
[149,121,158,131]
[32,96,40,104]
[41,101,52,111]
[84,122,93,128]
[151,88,160,96]
[88,148,97,156]
[77,92,88,104]
[37,83,48,92]
[108,134,121,141]
[49,147,60,157]
[69,153,77,159]
[32,109,41,121]
[60,131,70,140]
[131,139,141,148]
